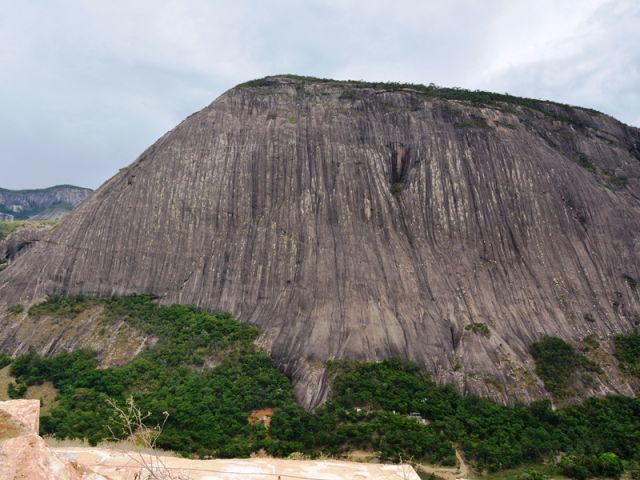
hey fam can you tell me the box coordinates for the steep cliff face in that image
[0,185,92,220]
[1,76,640,407]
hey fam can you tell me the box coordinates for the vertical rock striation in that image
[1,76,640,408]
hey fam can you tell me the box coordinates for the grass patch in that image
[0,221,26,241]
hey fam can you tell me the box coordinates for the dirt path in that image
[415,448,470,480]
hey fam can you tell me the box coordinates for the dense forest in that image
[4,295,640,478]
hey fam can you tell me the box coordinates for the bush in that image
[454,118,489,129]
[7,382,27,399]
[28,294,98,319]
[518,470,547,480]
[8,304,24,315]
[0,353,11,369]
[464,322,490,337]
[577,154,596,173]
[624,275,638,289]
[530,337,601,397]
[390,182,403,196]
[614,332,640,376]
[597,452,623,478]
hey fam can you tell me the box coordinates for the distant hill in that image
[0,185,92,220]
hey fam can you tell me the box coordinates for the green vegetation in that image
[614,332,640,377]
[454,118,490,129]
[603,169,628,187]
[0,353,11,369]
[236,75,601,123]
[481,464,560,480]
[559,452,624,480]
[581,335,599,352]
[390,182,403,196]
[0,221,24,241]
[0,220,57,241]
[29,294,102,319]
[464,322,491,337]
[624,275,638,289]
[529,337,601,398]
[576,154,596,174]
[317,360,640,473]
[572,155,628,188]
[7,295,640,476]
[7,304,24,315]
[7,381,27,399]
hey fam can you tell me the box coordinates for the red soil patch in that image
[248,408,273,430]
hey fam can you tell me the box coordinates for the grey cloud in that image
[0,0,636,190]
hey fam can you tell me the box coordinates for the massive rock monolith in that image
[1,76,640,407]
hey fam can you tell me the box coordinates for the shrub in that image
[582,335,599,351]
[614,332,640,376]
[577,154,596,173]
[596,452,623,478]
[28,294,98,319]
[624,275,638,289]
[0,353,11,369]
[454,118,489,129]
[8,304,24,315]
[7,382,27,399]
[559,455,593,480]
[518,470,547,480]
[530,337,601,397]
[603,170,628,187]
[390,182,403,196]
[464,322,490,337]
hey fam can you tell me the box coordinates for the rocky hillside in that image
[1,75,639,408]
[0,185,92,220]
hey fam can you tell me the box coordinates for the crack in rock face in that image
[1,76,640,408]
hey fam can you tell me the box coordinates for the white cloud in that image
[0,0,637,189]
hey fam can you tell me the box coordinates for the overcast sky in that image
[1,0,638,190]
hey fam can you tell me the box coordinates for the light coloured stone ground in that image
[51,447,421,480]
[0,398,39,432]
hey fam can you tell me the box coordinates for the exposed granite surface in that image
[1,76,639,408]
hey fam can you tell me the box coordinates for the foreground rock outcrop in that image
[0,399,105,480]
[0,400,420,480]
[1,76,639,407]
